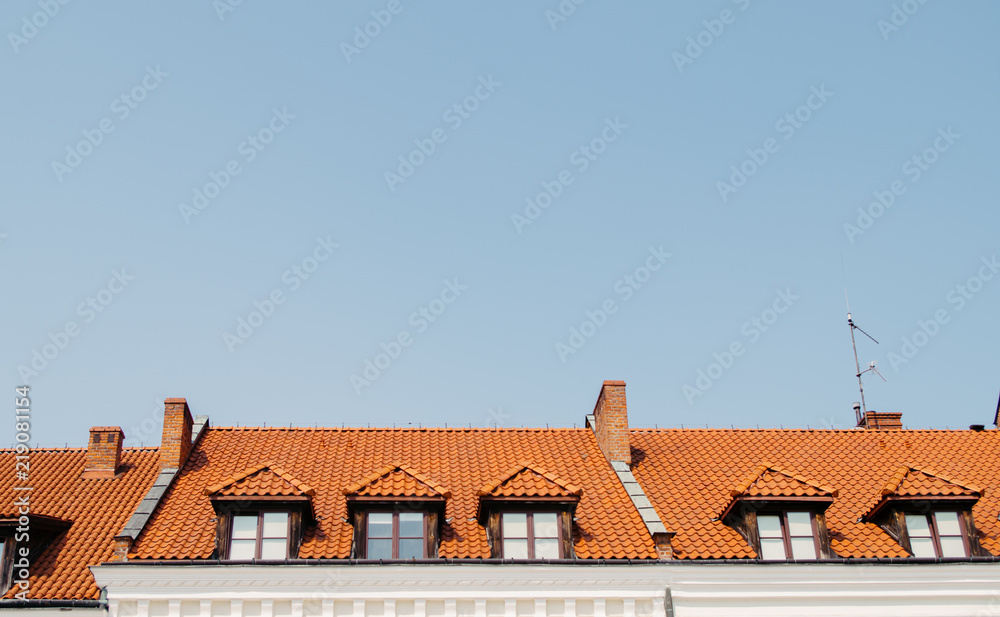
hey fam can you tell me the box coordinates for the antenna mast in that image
[847,313,882,424]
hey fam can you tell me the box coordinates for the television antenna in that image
[848,312,885,424]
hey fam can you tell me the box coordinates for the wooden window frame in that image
[211,501,308,561]
[903,511,969,558]
[755,511,820,560]
[349,501,443,560]
[499,511,563,560]
[228,510,292,560]
[0,535,12,596]
[480,500,576,560]
[723,499,833,560]
[363,510,428,560]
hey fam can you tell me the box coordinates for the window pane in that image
[939,535,966,558]
[232,515,258,539]
[260,538,286,559]
[398,538,424,560]
[368,512,393,538]
[534,538,559,559]
[759,538,786,560]
[262,512,288,538]
[503,513,528,538]
[905,514,931,538]
[786,512,813,537]
[757,515,782,538]
[790,536,817,560]
[230,539,256,559]
[399,512,424,538]
[504,538,529,559]
[909,537,935,558]
[934,512,961,536]
[367,538,392,559]
[533,513,558,538]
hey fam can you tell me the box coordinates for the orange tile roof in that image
[884,466,981,498]
[477,462,582,499]
[345,464,450,498]
[205,464,315,497]
[0,448,160,600]
[130,428,658,560]
[735,465,836,499]
[630,429,1000,560]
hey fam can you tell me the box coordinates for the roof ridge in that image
[343,464,451,498]
[477,461,582,497]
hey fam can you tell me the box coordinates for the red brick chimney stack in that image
[83,426,124,479]
[591,380,632,464]
[160,398,194,470]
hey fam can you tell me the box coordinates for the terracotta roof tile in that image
[629,429,1000,560]
[477,462,582,498]
[131,428,658,560]
[205,464,315,497]
[0,448,160,600]
[345,464,450,498]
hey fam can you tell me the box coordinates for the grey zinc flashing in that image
[587,417,669,537]
[117,416,210,541]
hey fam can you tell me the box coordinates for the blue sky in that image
[2,1,998,447]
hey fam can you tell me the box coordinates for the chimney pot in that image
[160,398,194,470]
[589,380,631,464]
[83,426,124,479]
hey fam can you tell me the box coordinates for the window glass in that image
[260,538,286,559]
[262,512,288,538]
[786,512,812,536]
[790,536,816,560]
[230,539,256,559]
[909,536,935,558]
[534,513,558,538]
[934,512,961,536]
[504,538,529,559]
[232,515,257,539]
[905,514,931,538]
[398,538,424,560]
[534,538,559,559]
[759,538,787,560]
[938,535,966,558]
[757,515,782,538]
[399,512,423,538]
[367,538,392,559]
[503,513,528,537]
[368,512,393,538]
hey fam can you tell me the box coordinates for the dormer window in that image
[230,511,290,560]
[863,467,984,559]
[343,465,450,560]
[756,511,819,560]
[721,465,837,561]
[204,463,315,561]
[904,512,967,558]
[366,511,426,559]
[501,512,560,559]
[476,463,581,560]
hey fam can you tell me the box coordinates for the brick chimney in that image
[588,380,632,465]
[160,398,193,470]
[858,410,903,430]
[82,426,124,479]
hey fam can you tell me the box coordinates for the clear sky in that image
[2,1,998,448]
